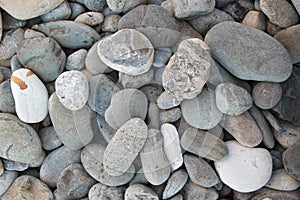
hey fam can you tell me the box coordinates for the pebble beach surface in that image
[0,0,300,199]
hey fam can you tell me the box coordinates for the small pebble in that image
[162,169,188,199]
[38,126,62,151]
[0,28,24,60]
[266,168,300,191]
[242,10,266,31]
[2,159,28,171]
[41,0,71,22]
[181,180,219,200]
[75,11,104,26]
[88,183,125,200]
[152,48,172,68]
[0,80,15,113]
[101,14,121,32]
[252,82,282,109]
[65,49,87,71]
[125,184,159,200]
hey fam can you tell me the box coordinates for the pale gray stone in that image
[125,184,159,200]
[41,0,71,22]
[107,0,147,12]
[38,126,62,151]
[162,169,188,199]
[160,107,181,124]
[157,91,181,110]
[66,49,87,70]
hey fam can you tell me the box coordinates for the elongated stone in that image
[266,169,300,191]
[162,169,188,199]
[125,184,159,200]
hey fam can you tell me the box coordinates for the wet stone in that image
[162,169,188,199]
[65,49,87,71]
[41,0,71,22]
[88,183,125,200]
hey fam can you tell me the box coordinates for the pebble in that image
[17,37,66,82]
[242,10,266,31]
[107,0,146,13]
[162,38,211,100]
[274,121,300,149]
[181,180,219,200]
[32,20,100,49]
[10,55,23,72]
[274,24,300,64]
[81,143,135,186]
[0,113,42,163]
[0,0,64,20]
[161,123,183,171]
[0,159,3,175]
[0,28,24,60]
[101,14,121,32]
[171,0,215,19]
[55,70,89,111]
[204,21,293,82]
[251,187,300,200]
[75,11,104,26]
[181,128,228,161]
[23,29,45,39]
[104,89,148,129]
[266,168,300,191]
[283,140,300,181]
[119,68,154,89]
[215,140,273,193]
[291,0,300,14]
[0,80,15,113]
[41,0,71,22]
[140,84,164,102]
[2,159,29,171]
[57,163,96,199]
[260,0,298,28]
[11,69,48,123]
[40,145,81,188]
[38,126,62,151]
[103,118,147,176]
[65,49,87,71]
[97,29,154,76]
[96,114,116,143]
[125,184,159,200]
[75,0,107,11]
[0,171,18,196]
[181,87,223,129]
[88,183,125,200]
[153,48,172,68]
[184,154,219,187]
[157,91,181,110]
[147,102,160,130]
[215,82,253,116]
[140,129,171,185]
[162,169,188,199]
[1,175,53,200]
[160,107,181,124]
[1,12,26,31]
[69,3,86,19]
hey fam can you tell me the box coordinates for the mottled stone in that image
[204,21,293,82]
[41,0,71,22]
[38,126,62,151]
[0,80,15,113]
[162,169,188,199]
[66,49,87,71]
[125,184,159,200]
[0,28,24,60]
[181,180,219,200]
[107,0,146,12]
[283,140,300,181]
[0,171,18,196]
[242,10,266,31]
[89,183,125,200]
[266,168,300,191]
[102,14,121,32]
[252,82,282,109]
[75,11,104,26]
[119,68,154,89]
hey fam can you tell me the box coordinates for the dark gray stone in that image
[88,183,125,200]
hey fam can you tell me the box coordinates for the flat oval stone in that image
[162,169,188,199]
[181,180,219,200]
[215,82,253,116]
[103,118,148,176]
[252,82,282,109]
[0,0,64,20]
[283,140,300,181]
[88,183,125,200]
[40,145,81,188]
[215,140,273,193]
[181,88,223,130]
[38,126,62,151]
[32,20,100,49]
[49,92,94,150]
[55,70,89,111]
[81,143,135,187]
[75,11,104,26]
[11,69,48,123]
[162,38,211,100]
[97,29,154,76]
[181,128,228,161]
[0,113,42,163]
[17,37,66,82]
[266,168,300,191]
[125,184,159,200]
[0,171,18,196]
[204,21,293,82]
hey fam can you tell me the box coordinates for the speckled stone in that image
[162,169,188,199]
[65,49,87,71]
[2,159,28,171]
[75,11,104,26]
[41,0,71,22]
[252,82,282,109]
[102,14,121,32]
[88,183,125,200]
[0,171,18,196]
[125,184,159,200]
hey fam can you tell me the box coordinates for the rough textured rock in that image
[89,183,125,200]
[162,169,188,199]
[125,184,159,200]
[252,82,282,109]
[205,21,293,82]
[266,168,300,191]
[283,140,300,181]
[181,180,219,200]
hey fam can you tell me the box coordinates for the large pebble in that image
[49,92,94,150]
[55,70,89,111]
[223,111,263,147]
[0,80,15,113]
[184,154,219,187]
[283,140,300,181]
[162,169,188,199]
[215,140,273,193]
[1,175,53,200]
[266,168,300,191]
[89,183,125,200]
[40,145,81,188]
[0,171,18,196]
[181,87,223,129]
[41,0,71,22]
[97,29,154,76]
[103,118,147,176]
[0,113,42,163]
[204,21,293,82]
[125,184,159,200]
[161,123,183,171]
[181,128,228,161]
[181,180,219,200]
[17,37,66,82]
[0,0,64,20]
[32,20,100,49]
[11,69,48,123]
[162,38,211,100]
[242,10,267,31]
[81,143,135,187]
[140,129,171,185]
[0,28,24,60]
[38,126,62,151]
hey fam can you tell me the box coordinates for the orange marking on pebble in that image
[11,75,28,90]
[26,70,34,77]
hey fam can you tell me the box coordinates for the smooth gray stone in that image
[262,110,284,133]
[291,0,300,15]
[140,84,164,102]
[129,168,149,185]
[75,0,107,11]
[88,183,125,200]
[0,28,24,60]
[107,0,146,12]
[41,0,71,22]
[0,113,42,164]
[160,107,181,124]
[176,20,203,39]
[10,55,23,72]
[184,154,219,187]
[283,140,300,181]
[32,20,100,49]
[102,14,121,33]
[2,159,28,171]
[162,169,188,199]
[40,145,81,188]
[252,82,282,109]
[49,92,94,150]
[2,12,26,31]
[251,187,300,200]
[0,171,18,196]
[181,128,228,161]
[119,68,154,89]
[153,66,164,85]
[181,180,219,200]
[69,3,86,20]
[153,48,172,68]
[38,126,62,151]
[17,37,66,82]
[266,168,300,191]
[96,114,116,143]
[147,102,160,130]
[0,80,15,113]
[57,163,96,199]
[88,74,121,115]
[65,49,87,70]
[204,21,293,82]
[157,91,181,110]
[172,0,215,19]
[81,143,135,186]
[125,184,159,200]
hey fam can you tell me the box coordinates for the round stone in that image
[97,29,154,76]
[55,70,89,111]
[75,11,104,26]
[252,82,282,109]
[88,183,125,200]
[215,140,273,193]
